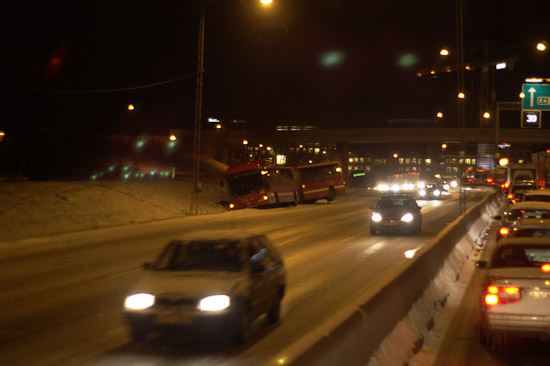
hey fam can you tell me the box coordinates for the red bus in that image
[293,161,346,202]
[223,160,299,210]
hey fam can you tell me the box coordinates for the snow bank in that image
[0,177,227,243]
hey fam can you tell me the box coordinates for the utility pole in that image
[190,2,206,216]
[456,0,467,215]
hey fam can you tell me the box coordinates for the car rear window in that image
[491,246,550,268]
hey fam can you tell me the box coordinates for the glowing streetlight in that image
[436,112,444,118]
[458,92,466,99]
[442,143,447,149]
[242,139,249,145]
[260,0,273,6]
[169,134,177,141]
[537,41,548,52]
[483,112,491,119]
[127,104,135,111]
[519,92,526,99]
[440,49,450,56]
[393,153,399,158]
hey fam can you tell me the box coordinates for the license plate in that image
[528,290,550,299]
[156,308,190,324]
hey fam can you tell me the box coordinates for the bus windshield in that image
[226,169,267,198]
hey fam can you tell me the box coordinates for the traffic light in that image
[521,110,541,128]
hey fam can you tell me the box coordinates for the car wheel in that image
[234,308,252,345]
[327,187,336,202]
[267,295,282,323]
[129,321,151,342]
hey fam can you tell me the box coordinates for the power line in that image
[0,73,195,94]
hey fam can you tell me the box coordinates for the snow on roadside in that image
[1,177,227,243]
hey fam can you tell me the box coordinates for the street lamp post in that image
[189,0,274,215]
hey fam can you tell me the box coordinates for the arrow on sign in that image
[529,87,537,108]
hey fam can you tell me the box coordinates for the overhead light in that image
[525,77,543,83]
[495,63,506,70]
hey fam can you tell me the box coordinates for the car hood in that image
[373,207,418,218]
[129,270,247,299]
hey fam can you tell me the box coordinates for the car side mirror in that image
[475,260,487,269]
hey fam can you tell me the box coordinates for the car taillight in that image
[263,195,269,201]
[507,193,513,200]
[542,263,550,273]
[484,285,521,306]
[499,227,510,237]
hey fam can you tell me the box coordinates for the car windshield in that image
[226,170,266,198]
[152,240,243,272]
[491,246,550,268]
[508,209,550,220]
[377,197,415,208]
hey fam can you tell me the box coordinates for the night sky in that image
[1,0,549,134]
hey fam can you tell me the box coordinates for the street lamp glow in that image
[537,41,548,51]
[260,0,273,6]
[169,134,177,141]
[483,112,491,119]
[519,92,526,98]
[127,104,135,111]
[458,92,465,99]
[442,143,447,149]
[440,49,450,56]
[393,153,399,158]
[495,62,506,70]
[436,112,443,118]
[242,140,248,145]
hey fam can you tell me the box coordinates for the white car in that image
[509,218,550,238]
[477,237,550,347]
[494,201,550,240]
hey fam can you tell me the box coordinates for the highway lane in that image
[0,188,488,366]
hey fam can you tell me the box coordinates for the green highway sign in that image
[522,83,550,110]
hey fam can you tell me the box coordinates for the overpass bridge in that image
[212,127,550,145]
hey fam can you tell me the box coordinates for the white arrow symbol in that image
[529,87,537,108]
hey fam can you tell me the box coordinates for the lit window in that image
[425,159,432,165]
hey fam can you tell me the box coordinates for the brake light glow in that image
[229,203,235,209]
[542,263,550,273]
[499,227,510,236]
[484,285,521,306]
[507,194,513,200]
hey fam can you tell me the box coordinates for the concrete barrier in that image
[269,191,500,366]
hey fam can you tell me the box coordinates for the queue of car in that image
[477,182,550,349]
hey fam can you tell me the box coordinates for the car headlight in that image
[198,295,230,312]
[371,212,383,222]
[433,189,441,196]
[401,213,414,222]
[124,293,155,310]
[417,181,425,189]
[451,181,458,188]
[391,184,400,192]
[443,184,450,191]
[419,189,426,197]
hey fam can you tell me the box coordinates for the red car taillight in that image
[507,193,513,200]
[484,285,521,306]
[499,227,510,237]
